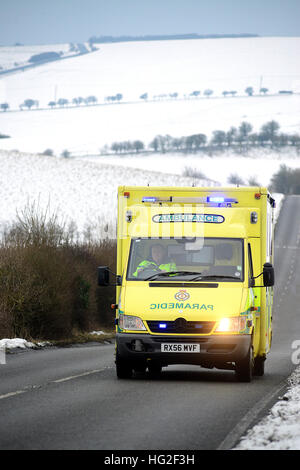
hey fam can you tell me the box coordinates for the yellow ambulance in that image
[98,186,276,382]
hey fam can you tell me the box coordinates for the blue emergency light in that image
[207,196,238,204]
[142,197,158,203]
[207,197,225,203]
[159,323,167,329]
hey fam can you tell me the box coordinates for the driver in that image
[133,244,176,278]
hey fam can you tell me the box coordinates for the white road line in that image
[0,390,27,400]
[0,367,112,401]
[275,246,300,250]
[52,368,108,383]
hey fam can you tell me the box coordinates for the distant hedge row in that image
[29,52,62,64]
[108,120,300,154]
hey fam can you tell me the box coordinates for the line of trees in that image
[2,94,123,112]
[109,120,300,155]
[111,140,145,153]
[1,86,294,113]
[48,95,99,108]
[88,34,259,45]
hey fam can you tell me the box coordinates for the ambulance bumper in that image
[116,333,251,368]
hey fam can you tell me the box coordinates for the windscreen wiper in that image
[190,274,240,281]
[144,271,203,281]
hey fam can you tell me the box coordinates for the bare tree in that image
[204,89,214,98]
[245,87,254,96]
[0,102,9,112]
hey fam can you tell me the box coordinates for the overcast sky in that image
[1,0,300,45]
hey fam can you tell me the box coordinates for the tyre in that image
[115,355,133,379]
[133,364,147,376]
[148,363,162,378]
[235,347,254,383]
[253,356,265,376]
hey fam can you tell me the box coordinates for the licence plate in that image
[161,343,200,353]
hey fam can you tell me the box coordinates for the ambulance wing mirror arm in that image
[252,263,275,287]
[98,266,122,286]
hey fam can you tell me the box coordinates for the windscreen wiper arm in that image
[190,274,240,281]
[144,271,203,281]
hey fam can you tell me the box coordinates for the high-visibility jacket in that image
[133,260,176,277]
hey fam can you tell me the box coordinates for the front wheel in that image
[253,356,265,376]
[116,355,133,379]
[148,363,162,378]
[235,346,254,383]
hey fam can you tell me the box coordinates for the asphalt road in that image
[0,195,299,450]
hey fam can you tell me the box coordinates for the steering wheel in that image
[137,266,162,278]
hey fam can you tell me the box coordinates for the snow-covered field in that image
[83,149,300,188]
[0,37,300,155]
[1,37,300,106]
[0,149,215,238]
[1,36,295,237]
[0,148,286,239]
[1,94,300,156]
[0,42,89,72]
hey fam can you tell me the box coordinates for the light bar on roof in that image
[141,196,238,205]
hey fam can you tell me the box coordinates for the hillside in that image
[0,37,300,155]
[0,42,92,73]
[0,149,215,238]
[85,148,300,189]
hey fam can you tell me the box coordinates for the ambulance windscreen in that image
[127,238,244,281]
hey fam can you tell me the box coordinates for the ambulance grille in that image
[147,320,215,334]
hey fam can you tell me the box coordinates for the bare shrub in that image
[42,149,54,156]
[183,166,207,179]
[3,201,72,247]
[228,173,245,185]
[0,204,117,339]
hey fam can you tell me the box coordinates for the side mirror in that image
[263,263,275,287]
[98,266,110,286]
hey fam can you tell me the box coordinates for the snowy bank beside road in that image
[273,193,284,223]
[0,338,49,350]
[234,193,300,451]
[235,367,300,450]
[0,332,111,353]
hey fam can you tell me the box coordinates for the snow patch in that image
[89,331,107,336]
[235,367,300,450]
[0,338,36,349]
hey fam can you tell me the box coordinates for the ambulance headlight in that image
[119,314,147,331]
[215,316,247,333]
